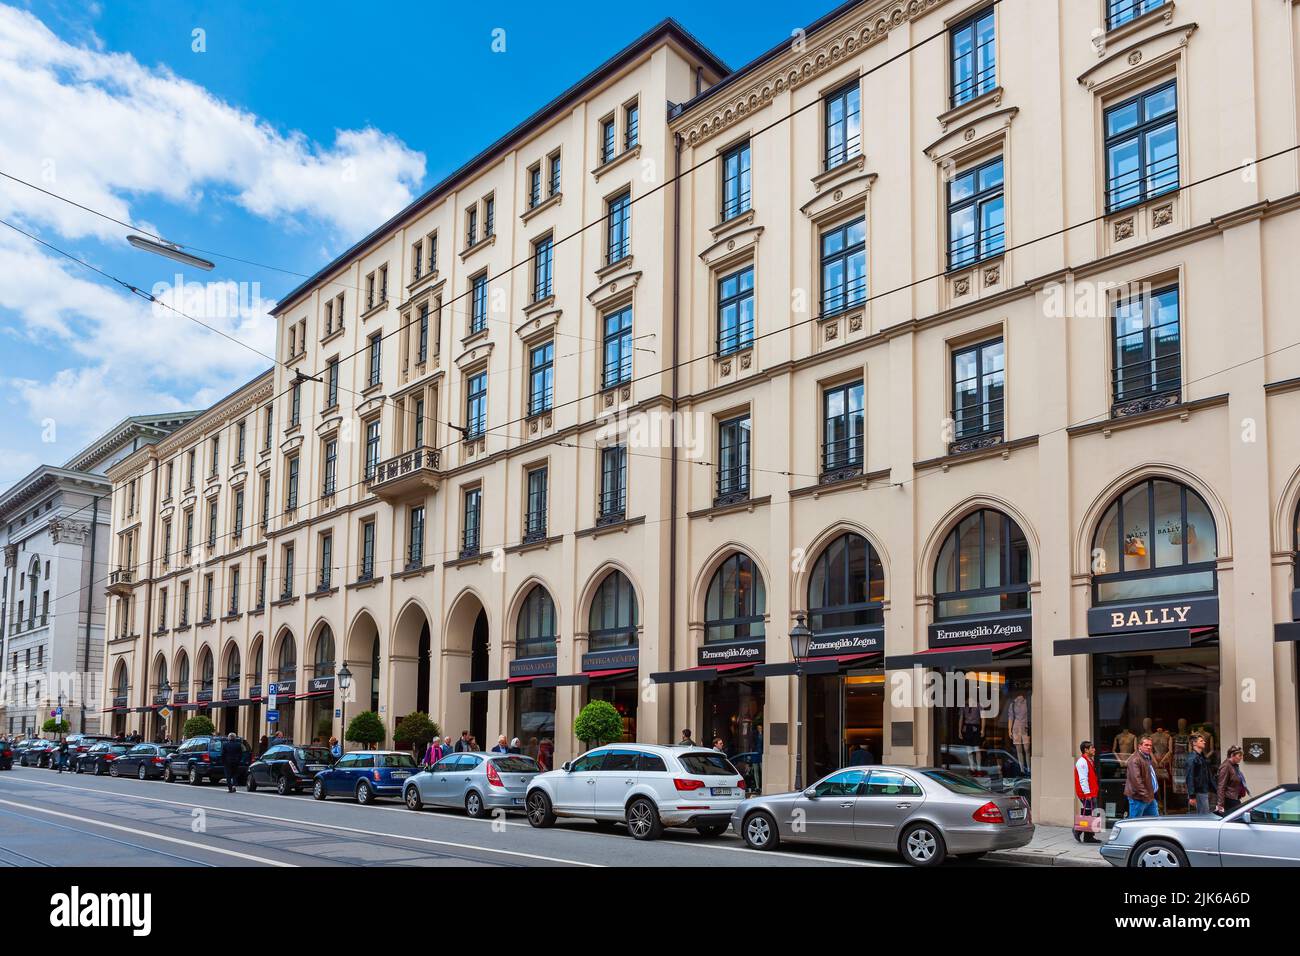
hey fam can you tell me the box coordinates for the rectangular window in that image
[326,358,339,408]
[286,456,299,511]
[187,449,196,488]
[416,304,429,363]
[824,81,862,170]
[624,101,639,149]
[378,264,388,301]
[257,557,267,608]
[407,506,425,569]
[465,371,488,438]
[533,235,554,301]
[952,338,1005,440]
[324,299,334,333]
[263,405,273,450]
[158,588,168,631]
[462,488,482,556]
[336,292,345,326]
[820,216,867,316]
[525,466,548,541]
[184,510,194,556]
[1107,0,1164,30]
[606,191,630,264]
[365,419,381,479]
[466,207,478,247]
[548,152,562,195]
[323,439,338,495]
[203,574,214,621]
[166,461,174,497]
[427,234,437,274]
[528,341,554,415]
[599,446,627,521]
[260,477,270,530]
[470,273,488,334]
[600,117,616,164]
[366,273,375,310]
[180,582,190,625]
[282,545,294,598]
[413,399,425,450]
[319,534,332,591]
[233,489,245,536]
[717,416,751,501]
[823,380,865,476]
[717,265,755,355]
[1105,81,1178,212]
[947,156,1005,269]
[236,420,246,462]
[229,567,240,615]
[720,140,752,221]
[528,165,542,208]
[602,305,633,389]
[1112,284,1180,408]
[368,332,382,387]
[950,8,996,107]
[484,196,495,237]
[360,521,375,580]
[290,381,301,426]
[412,239,423,279]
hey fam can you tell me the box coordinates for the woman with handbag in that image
[1073,740,1101,843]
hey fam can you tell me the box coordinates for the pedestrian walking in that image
[423,737,441,766]
[1184,733,1214,814]
[678,728,697,747]
[329,736,342,761]
[455,731,471,753]
[1215,745,1249,814]
[848,742,876,766]
[1073,740,1100,842]
[712,737,726,752]
[1124,734,1160,818]
[491,735,509,754]
[468,735,480,751]
[56,738,69,774]
[508,737,522,754]
[221,732,243,793]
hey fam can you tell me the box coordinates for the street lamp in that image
[788,613,813,792]
[337,662,352,757]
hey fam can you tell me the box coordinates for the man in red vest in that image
[1074,740,1100,843]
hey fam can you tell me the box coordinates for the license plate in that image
[391,772,410,779]
[512,797,523,805]
[710,787,734,797]
[1009,808,1026,821]
[307,765,324,771]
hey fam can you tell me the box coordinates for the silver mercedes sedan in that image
[1100,784,1300,866]
[402,752,541,818]
[731,765,1033,866]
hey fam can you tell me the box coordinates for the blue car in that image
[311,751,419,804]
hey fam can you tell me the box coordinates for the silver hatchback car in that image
[732,765,1033,866]
[403,752,541,818]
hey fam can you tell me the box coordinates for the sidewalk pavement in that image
[986,824,1110,866]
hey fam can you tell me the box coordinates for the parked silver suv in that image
[524,744,746,840]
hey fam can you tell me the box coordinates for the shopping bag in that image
[1074,808,1106,833]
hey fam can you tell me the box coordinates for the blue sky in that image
[0,0,825,487]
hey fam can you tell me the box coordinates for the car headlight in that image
[1107,826,1121,841]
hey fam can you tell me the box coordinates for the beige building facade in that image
[106,0,1300,825]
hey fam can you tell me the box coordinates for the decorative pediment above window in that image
[354,394,385,419]
[278,433,305,456]
[1077,22,1197,93]
[924,108,1018,165]
[699,225,764,268]
[315,413,343,438]
[455,338,495,372]
[587,269,642,311]
[396,278,444,314]
[800,173,876,222]
[516,308,562,342]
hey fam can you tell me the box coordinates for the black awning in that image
[1053,627,1217,656]
[533,674,589,688]
[755,653,880,677]
[651,666,718,684]
[887,641,1029,670]
[1275,622,1300,643]
[460,679,509,693]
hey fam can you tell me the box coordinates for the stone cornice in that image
[673,0,952,148]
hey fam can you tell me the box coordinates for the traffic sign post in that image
[267,709,280,723]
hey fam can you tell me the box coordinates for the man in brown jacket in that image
[1124,734,1160,817]
[1215,745,1249,814]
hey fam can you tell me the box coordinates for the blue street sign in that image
[55,707,63,717]
[267,709,280,722]
[268,682,279,696]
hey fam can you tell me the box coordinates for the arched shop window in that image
[1091,478,1217,603]
[114,661,128,698]
[588,571,638,651]
[176,653,189,692]
[251,643,263,684]
[277,634,297,680]
[516,585,558,659]
[225,647,240,686]
[156,657,168,691]
[314,626,335,677]
[1293,502,1300,581]
[807,533,883,633]
[199,649,214,692]
[704,552,766,642]
[934,509,1029,619]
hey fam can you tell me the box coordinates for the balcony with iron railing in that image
[459,527,480,561]
[405,542,424,572]
[949,395,1006,454]
[522,512,548,545]
[820,435,864,484]
[366,445,442,501]
[107,568,135,596]
[1111,352,1181,418]
[714,466,750,508]
[596,487,627,527]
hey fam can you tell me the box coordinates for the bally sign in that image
[698,638,764,667]
[928,614,1031,649]
[1087,596,1218,636]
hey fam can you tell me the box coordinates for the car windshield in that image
[922,769,997,795]
[492,756,539,773]
[376,754,417,768]
[298,748,332,763]
[110,746,130,754]
[677,752,740,776]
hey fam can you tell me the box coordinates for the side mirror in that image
[562,761,573,773]
[803,787,818,800]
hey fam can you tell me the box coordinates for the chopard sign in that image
[1086,596,1218,635]
[928,615,1031,648]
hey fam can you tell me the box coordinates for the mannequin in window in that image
[960,704,982,746]
[1007,692,1030,773]
[1113,728,1137,763]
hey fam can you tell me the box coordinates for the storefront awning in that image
[533,667,637,688]
[1274,622,1300,643]
[886,641,1028,670]
[460,679,509,693]
[755,653,880,677]
[1053,627,1216,656]
[651,662,755,684]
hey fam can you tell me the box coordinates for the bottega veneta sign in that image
[697,638,764,666]
[928,614,1031,649]
[581,647,639,671]
[509,655,558,678]
[1087,596,1218,635]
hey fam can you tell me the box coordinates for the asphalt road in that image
[0,765,1015,867]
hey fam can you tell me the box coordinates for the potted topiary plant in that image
[393,711,440,759]
[182,714,216,739]
[345,710,385,749]
[573,699,625,747]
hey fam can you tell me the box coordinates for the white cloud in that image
[0,4,426,239]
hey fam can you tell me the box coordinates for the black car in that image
[165,735,253,785]
[75,742,131,775]
[112,743,177,780]
[0,739,14,770]
[18,740,54,767]
[247,744,334,795]
[67,733,115,762]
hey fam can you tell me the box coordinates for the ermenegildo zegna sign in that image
[1086,596,1219,636]
[807,628,883,656]
[928,614,1031,649]
[698,638,765,666]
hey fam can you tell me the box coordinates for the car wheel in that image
[93,763,103,776]
[247,774,258,793]
[137,765,147,781]
[900,822,947,867]
[110,762,120,778]
[189,766,202,786]
[355,780,374,805]
[1130,839,1188,868]
[626,798,664,841]
[464,790,485,818]
[696,822,729,839]
[742,811,779,850]
[405,786,423,811]
[163,767,174,783]
[312,779,326,801]
[526,790,556,828]
[276,773,291,796]
[75,762,83,775]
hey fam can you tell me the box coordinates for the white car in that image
[524,744,747,840]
